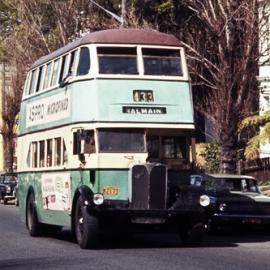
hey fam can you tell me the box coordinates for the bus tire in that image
[26,193,43,237]
[74,196,99,249]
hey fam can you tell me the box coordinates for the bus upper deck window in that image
[68,49,79,77]
[43,62,52,90]
[50,58,60,86]
[77,47,90,76]
[29,69,38,95]
[59,54,69,83]
[98,47,138,75]
[142,48,182,76]
[36,66,45,93]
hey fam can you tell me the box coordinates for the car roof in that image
[208,174,255,180]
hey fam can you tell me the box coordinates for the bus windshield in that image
[143,48,182,76]
[98,129,145,152]
[98,47,138,75]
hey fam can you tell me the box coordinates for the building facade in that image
[259,0,270,157]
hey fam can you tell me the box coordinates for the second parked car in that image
[190,174,270,231]
[0,172,17,205]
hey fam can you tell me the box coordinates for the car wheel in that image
[3,198,7,205]
[26,193,43,236]
[15,198,19,207]
[74,196,99,249]
[179,220,205,247]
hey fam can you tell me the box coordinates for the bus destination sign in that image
[123,106,167,114]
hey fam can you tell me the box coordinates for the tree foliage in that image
[240,111,270,159]
[177,0,265,173]
[0,0,268,172]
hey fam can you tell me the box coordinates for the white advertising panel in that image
[41,172,71,211]
[26,91,71,128]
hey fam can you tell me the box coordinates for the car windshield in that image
[2,175,17,185]
[204,177,259,193]
[98,129,145,153]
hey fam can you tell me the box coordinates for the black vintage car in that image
[0,172,17,205]
[190,174,270,231]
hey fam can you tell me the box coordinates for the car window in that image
[2,175,17,184]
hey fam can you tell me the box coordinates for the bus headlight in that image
[93,193,104,205]
[199,195,210,207]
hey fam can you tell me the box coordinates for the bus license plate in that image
[102,186,119,196]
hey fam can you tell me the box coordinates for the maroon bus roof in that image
[31,28,181,69]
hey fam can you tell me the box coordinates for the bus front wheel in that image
[26,193,43,237]
[74,196,99,249]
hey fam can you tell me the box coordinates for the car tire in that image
[74,196,99,249]
[15,198,19,207]
[26,193,43,237]
[3,198,7,205]
[179,220,205,247]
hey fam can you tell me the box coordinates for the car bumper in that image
[4,195,15,201]
[212,213,270,225]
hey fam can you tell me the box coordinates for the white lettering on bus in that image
[123,106,166,114]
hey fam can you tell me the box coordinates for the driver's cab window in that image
[147,136,159,159]
[162,137,187,159]
[73,130,95,155]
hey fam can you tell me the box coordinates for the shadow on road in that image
[51,227,270,250]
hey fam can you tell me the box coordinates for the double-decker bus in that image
[18,29,209,249]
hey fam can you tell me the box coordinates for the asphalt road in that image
[1,203,270,270]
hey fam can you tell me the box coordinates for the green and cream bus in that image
[18,29,209,249]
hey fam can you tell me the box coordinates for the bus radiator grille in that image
[129,164,167,210]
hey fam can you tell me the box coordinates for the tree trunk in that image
[3,132,15,172]
[219,146,237,174]
[218,121,238,174]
